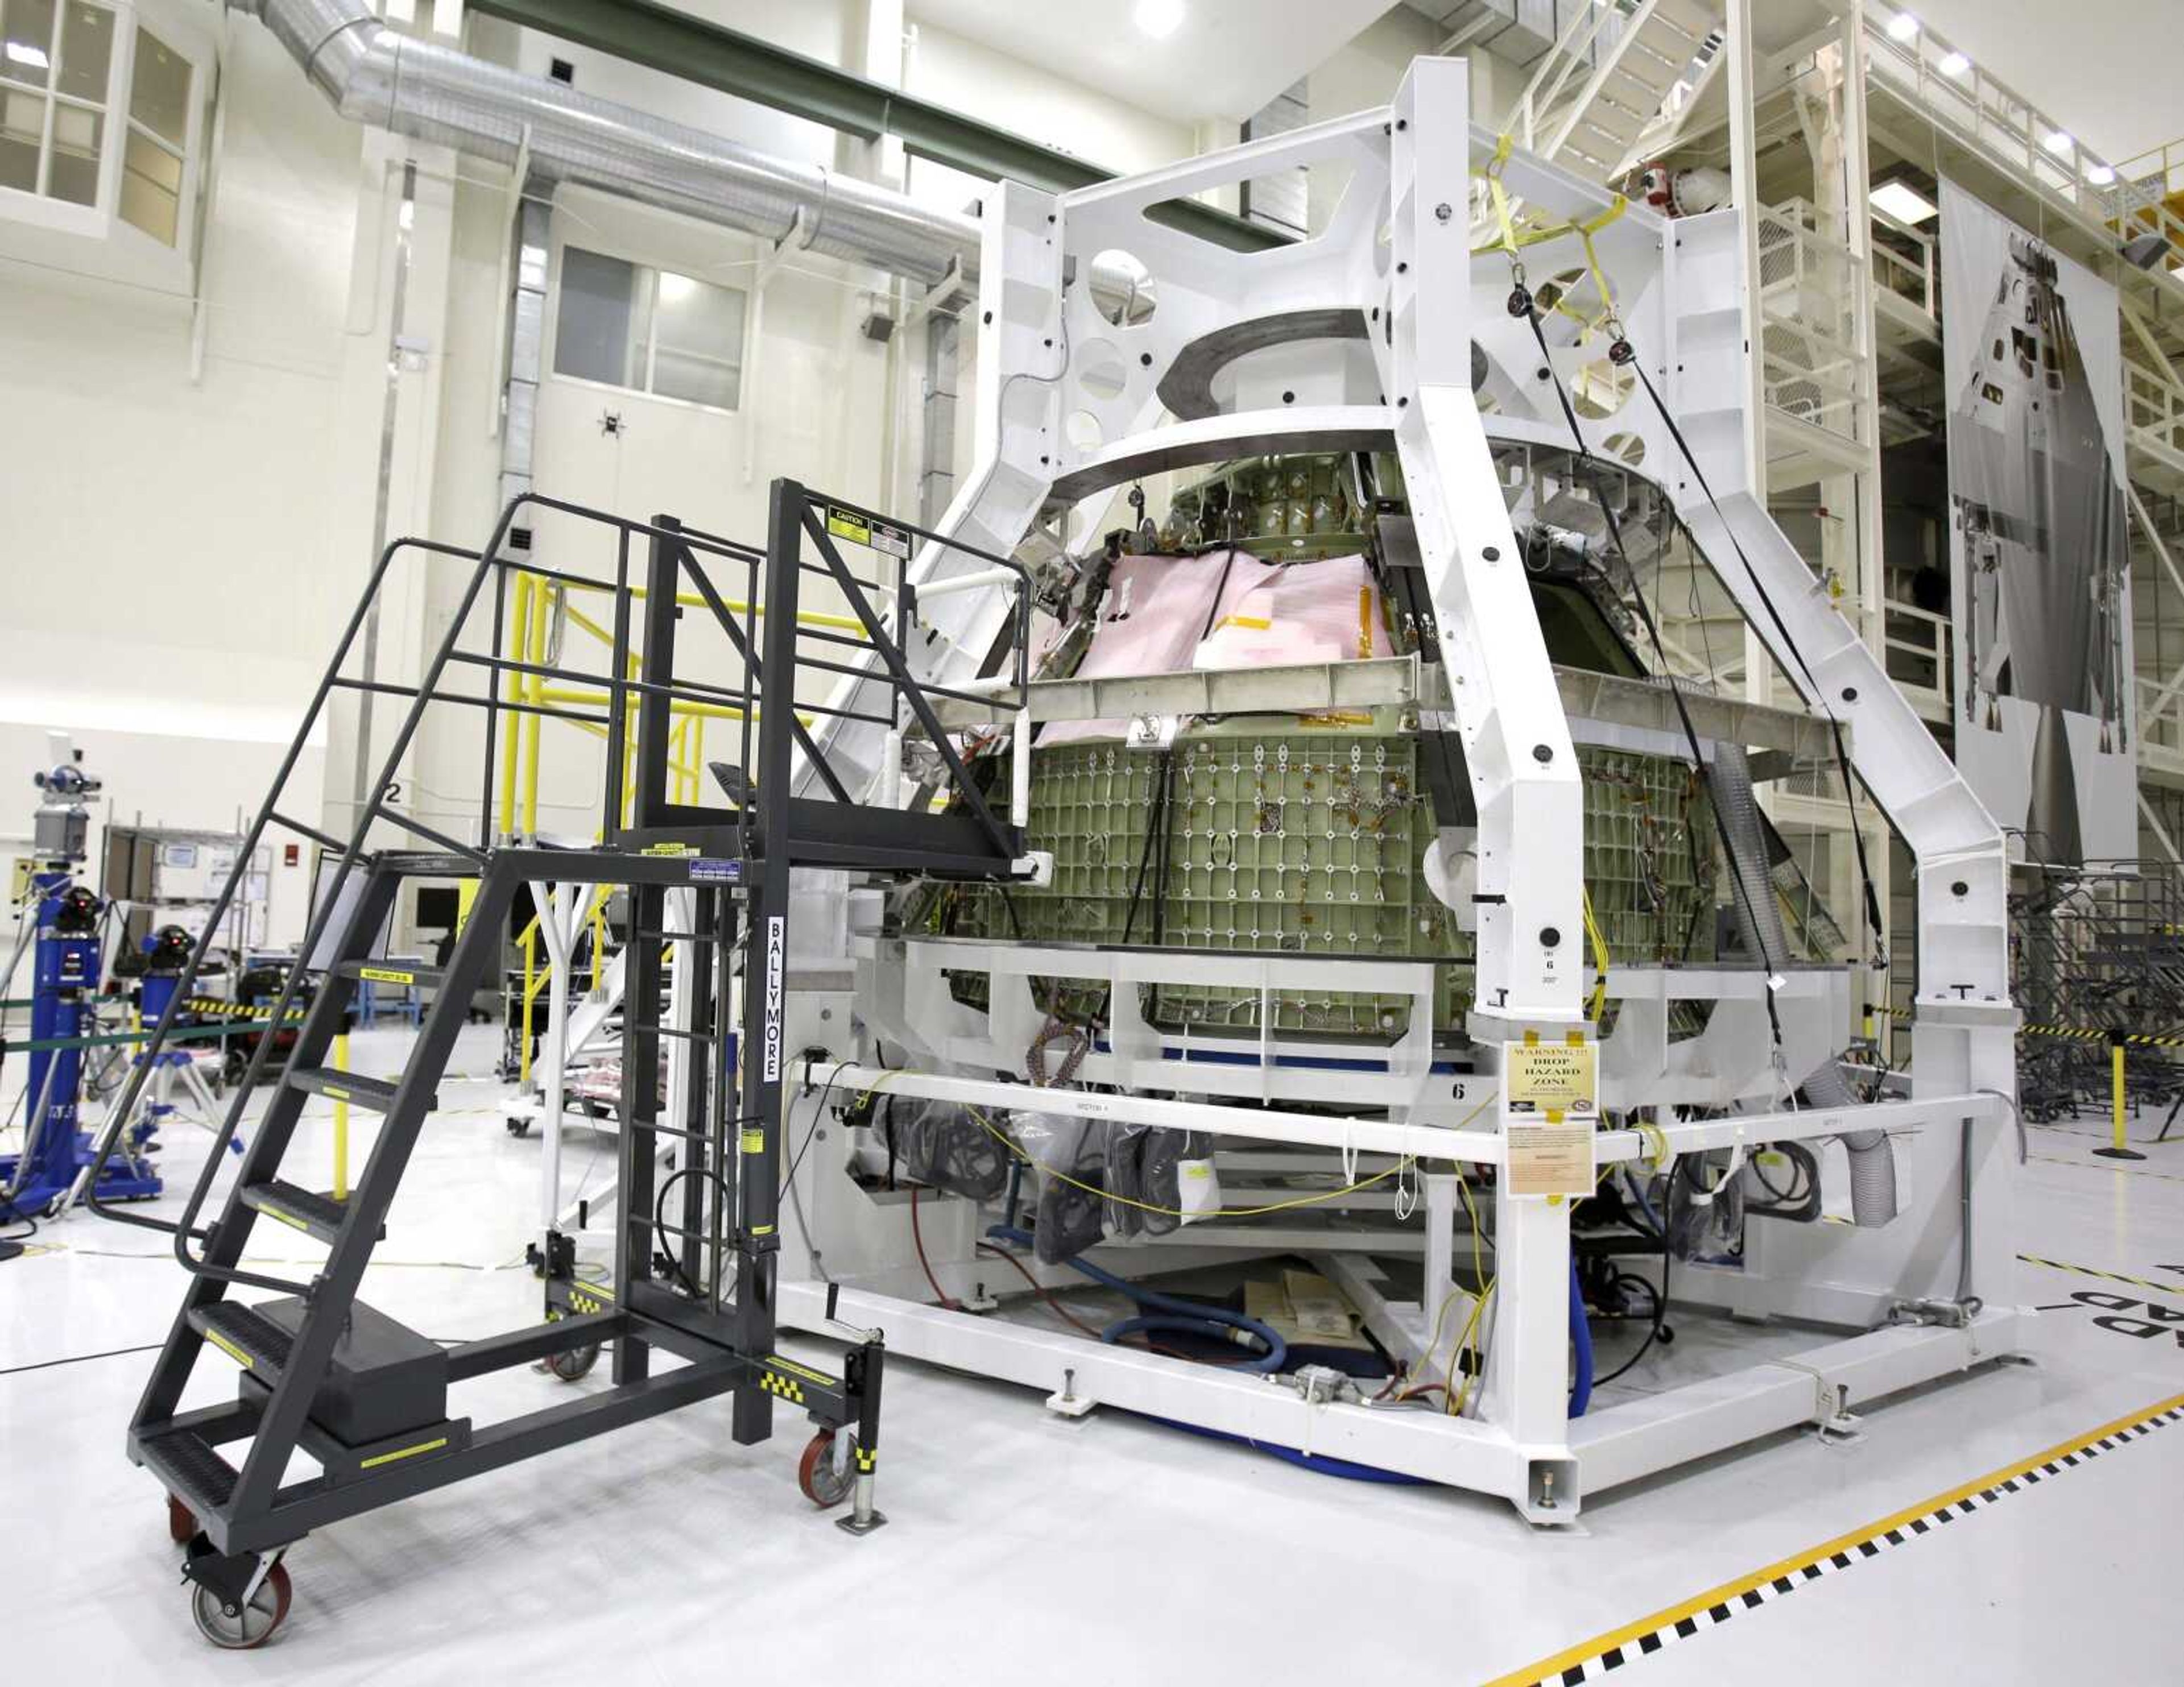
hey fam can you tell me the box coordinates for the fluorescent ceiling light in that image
[2087,164,2116,185]
[1887,11,1920,41]
[3,42,49,69]
[1938,51,1970,76]
[1871,180,1938,225]
[1133,0,1184,39]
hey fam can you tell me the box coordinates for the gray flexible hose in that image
[1713,747,1897,1226]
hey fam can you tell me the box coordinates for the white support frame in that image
[771,57,2023,1522]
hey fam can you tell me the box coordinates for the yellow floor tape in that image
[1486,1387,2184,1686]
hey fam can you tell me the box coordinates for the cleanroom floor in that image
[2,1023,2178,1684]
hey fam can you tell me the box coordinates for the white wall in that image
[1305,6,1443,235]
[899,21,1197,219]
[0,22,361,944]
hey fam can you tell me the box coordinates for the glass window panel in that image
[652,270,746,364]
[127,23,188,145]
[1,0,57,90]
[55,3,107,105]
[552,246,650,389]
[119,122,175,241]
[0,89,39,191]
[45,93,94,202]
[651,346,741,411]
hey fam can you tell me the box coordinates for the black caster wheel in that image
[797,1429,858,1509]
[191,1561,292,1650]
[545,1342,600,1382]
[506,1117,531,1138]
[167,1493,198,1544]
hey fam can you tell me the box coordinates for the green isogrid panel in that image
[936,731,1718,1040]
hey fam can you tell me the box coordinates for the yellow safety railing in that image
[492,562,847,1081]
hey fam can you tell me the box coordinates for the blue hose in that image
[1567,1258,1594,1419]
[987,1224,1288,1373]
[984,1226,1424,1483]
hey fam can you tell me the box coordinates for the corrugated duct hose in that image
[1711,747,1897,1226]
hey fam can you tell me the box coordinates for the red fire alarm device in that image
[284,843,300,867]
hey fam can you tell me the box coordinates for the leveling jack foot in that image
[835,1471,887,1535]
[2094,1147,2146,1162]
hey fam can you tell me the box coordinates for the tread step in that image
[242,1180,377,1245]
[138,1426,238,1519]
[287,1066,431,1112]
[332,959,449,992]
[379,850,485,878]
[189,1301,296,1385]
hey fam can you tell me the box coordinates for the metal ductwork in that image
[232,0,981,285]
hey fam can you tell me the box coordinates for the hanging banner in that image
[1940,178,2134,865]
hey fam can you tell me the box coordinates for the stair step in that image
[242,1180,377,1245]
[138,1426,239,1520]
[332,958,449,992]
[380,850,485,878]
[288,1066,429,1112]
[189,1301,296,1385]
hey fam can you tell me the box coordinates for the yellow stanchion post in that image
[332,1030,351,1200]
[2095,1033,2145,1161]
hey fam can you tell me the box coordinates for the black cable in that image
[1,1340,161,1376]
[1620,349,1887,973]
[1593,1247,1670,1387]
[1513,292,1785,1048]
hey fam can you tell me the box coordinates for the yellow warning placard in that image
[1505,1037,1598,1118]
[1503,1035,1597,1198]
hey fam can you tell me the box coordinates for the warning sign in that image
[1503,1035,1598,1199]
[825,505,911,560]
[1505,1037,1598,1118]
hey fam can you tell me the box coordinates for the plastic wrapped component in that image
[882,1097,1008,1201]
[1014,1112,1107,1264]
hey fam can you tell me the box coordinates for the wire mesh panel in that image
[933,732,1719,1039]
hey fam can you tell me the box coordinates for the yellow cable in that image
[1581,888,1610,1024]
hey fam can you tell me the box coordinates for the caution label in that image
[1506,1037,1598,1118]
[690,857,743,884]
[1503,1034,1597,1199]
[641,842,698,857]
[826,505,911,560]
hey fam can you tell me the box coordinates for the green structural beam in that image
[466,0,1287,254]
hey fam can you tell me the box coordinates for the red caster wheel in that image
[545,1342,600,1382]
[797,1429,858,1508]
[167,1493,197,1544]
[190,1560,292,1650]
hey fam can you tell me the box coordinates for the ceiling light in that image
[1132,0,1184,39]
[2043,131,2074,155]
[3,41,49,69]
[1887,11,1920,41]
[2087,164,2116,186]
[1871,181,1938,225]
[1938,51,1970,76]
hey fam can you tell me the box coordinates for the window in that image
[1,0,114,207]
[553,246,747,412]
[119,21,186,242]
[0,0,201,258]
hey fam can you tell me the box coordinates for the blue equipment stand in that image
[1,873,163,1222]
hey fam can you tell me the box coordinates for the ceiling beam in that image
[467,0,1288,253]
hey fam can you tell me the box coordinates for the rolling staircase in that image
[80,479,1031,1646]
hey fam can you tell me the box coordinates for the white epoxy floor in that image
[3,1024,2181,1684]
